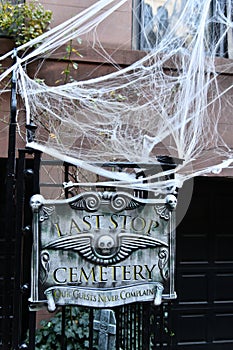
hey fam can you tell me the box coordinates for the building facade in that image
[0,0,233,349]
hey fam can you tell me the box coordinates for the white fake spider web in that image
[0,0,233,196]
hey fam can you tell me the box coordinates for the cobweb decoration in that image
[0,0,233,194]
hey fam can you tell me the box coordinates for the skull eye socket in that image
[107,242,112,248]
[100,242,105,248]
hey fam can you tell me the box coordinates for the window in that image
[8,1,24,3]
[133,0,232,58]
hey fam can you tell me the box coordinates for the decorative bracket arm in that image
[45,289,56,312]
[154,283,164,306]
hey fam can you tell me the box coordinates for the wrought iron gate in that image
[1,149,173,349]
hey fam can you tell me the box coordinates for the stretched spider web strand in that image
[1,0,233,194]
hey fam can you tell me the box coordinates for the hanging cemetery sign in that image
[29,189,177,312]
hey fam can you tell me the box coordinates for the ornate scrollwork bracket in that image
[69,191,142,212]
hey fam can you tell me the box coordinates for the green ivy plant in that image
[0,0,52,46]
[27,306,98,350]
[55,38,83,85]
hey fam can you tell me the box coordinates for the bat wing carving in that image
[44,232,168,265]
[114,233,168,263]
[44,233,95,261]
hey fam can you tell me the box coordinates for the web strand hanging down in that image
[0,0,233,193]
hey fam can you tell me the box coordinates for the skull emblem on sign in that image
[96,235,116,256]
[30,194,44,212]
[165,194,177,211]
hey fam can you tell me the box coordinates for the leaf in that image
[76,326,84,338]
[66,45,72,53]
[71,48,83,57]
[34,78,45,84]
[62,69,70,75]
[55,79,62,84]
[54,322,61,333]
[84,340,89,348]
[43,330,49,337]
[35,333,43,343]
[72,62,79,70]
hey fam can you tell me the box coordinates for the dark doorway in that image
[171,177,233,349]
